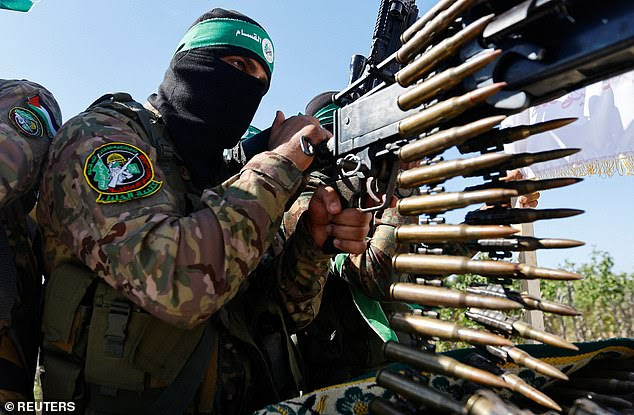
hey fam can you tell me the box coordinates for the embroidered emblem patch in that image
[8,106,44,137]
[84,142,163,204]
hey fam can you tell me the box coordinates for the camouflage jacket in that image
[36,103,331,331]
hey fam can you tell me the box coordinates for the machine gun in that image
[319,0,634,212]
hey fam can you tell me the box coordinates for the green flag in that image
[0,0,34,12]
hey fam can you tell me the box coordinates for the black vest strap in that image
[0,224,17,322]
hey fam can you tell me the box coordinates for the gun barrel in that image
[465,208,584,225]
[376,370,468,415]
[497,346,569,381]
[398,83,505,138]
[389,313,512,347]
[397,188,517,216]
[390,283,522,310]
[396,14,494,83]
[393,254,582,280]
[465,177,583,195]
[459,118,578,154]
[383,341,509,389]
[398,50,501,109]
[398,153,512,188]
[398,116,505,162]
[395,224,518,243]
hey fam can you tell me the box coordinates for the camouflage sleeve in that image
[335,207,416,300]
[275,190,331,331]
[37,110,303,329]
[0,80,61,209]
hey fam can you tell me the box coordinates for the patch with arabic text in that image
[8,106,44,137]
[84,142,162,204]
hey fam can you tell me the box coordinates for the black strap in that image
[104,300,131,358]
[0,224,17,322]
[148,322,217,415]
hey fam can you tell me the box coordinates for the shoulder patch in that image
[8,106,44,137]
[83,142,163,204]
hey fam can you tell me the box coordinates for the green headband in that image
[176,18,274,75]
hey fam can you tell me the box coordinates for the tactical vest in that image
[40,94,303,415]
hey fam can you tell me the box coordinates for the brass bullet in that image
[398,116,506,162]
[398,153,513,188]
[465,177,583,195]
[494,346,569,381]
[396,14,495,82]
[383,341,510,389]
[458,117,578,154]
[400,0,456,43]
[389,313,513,347]
[395,224,519,243]
[512,321,579,351]
[401,0,476,46]
[390,283,522,310]
[465,208,584,225]
[393,254,582,280]
[398,83,506,138]
[500,372,562,411]
[398,50,502,108]
[376,370,468,415]
[397,188,517,216]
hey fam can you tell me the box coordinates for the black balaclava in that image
[149,9,274,188]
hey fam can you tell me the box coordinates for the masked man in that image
[0,79,61,404]
[37,9,371,415]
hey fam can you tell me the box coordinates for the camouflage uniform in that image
[0,79,61,403]
[36,99,330,414]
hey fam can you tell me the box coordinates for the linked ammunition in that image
[468,353,562,411]
[466,237,585,252]
[376,369,468,415]
[395,224,519,243]
[468,149,581,178]
[398,0,477,59]
[398,83,506,137]
[369,397,412,415]
[384,341,510,389]
[465,177,583,196]
[458,118,578,154]
[465,208,584,225]
[564,377,634,394]
[389,313,513,347]
[398,116,506,162]
[546,387,633,410]
[398,51,501,109]
[466,284,581,316]
[393,254,582,280]
[397,189,517,216]
[398,153,512,188]
[396,15,495,85]
[390,283,522,310]
[487,345,569,381]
